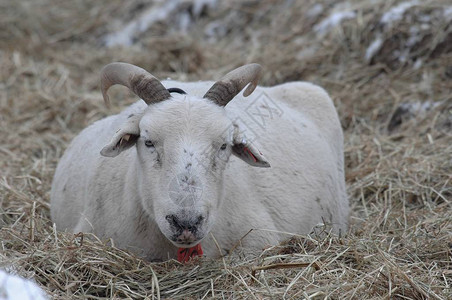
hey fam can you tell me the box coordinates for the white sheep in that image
[0,270,48,300]
[50,63,349,261]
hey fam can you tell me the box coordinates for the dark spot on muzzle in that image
[165,214,204,243]
[166,214,204,233]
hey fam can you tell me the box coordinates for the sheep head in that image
[99,63,269,249]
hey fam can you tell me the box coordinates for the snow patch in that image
[0,270,48,300]
[314,11,356,35]
[365,37,383,62]
[104,0,219,47]
[444,6,452,22]
[388,100,447,131]
[399,101,441,114]
[104,1,182,47]
[413,59,423,69]
[394,50,409,63]
[380,1,419,27]
[406,26,421,48]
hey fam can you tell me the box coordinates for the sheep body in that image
[51,76,348,261]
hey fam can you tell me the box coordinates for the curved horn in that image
[100,62,170,106]
[203,63,262,106]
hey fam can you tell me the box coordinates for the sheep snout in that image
[166,214,204,245]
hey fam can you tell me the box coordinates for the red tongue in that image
[177,244,203,263]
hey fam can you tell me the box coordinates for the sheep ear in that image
[101,114,141,157]
[232,138,270,168]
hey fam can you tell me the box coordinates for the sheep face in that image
[101,93,270,248]
[137,95,233,247]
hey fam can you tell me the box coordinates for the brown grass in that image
[1,0,451,298]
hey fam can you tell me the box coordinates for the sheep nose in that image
[165,214,204,233]
[178,229,196,243]
[166,214,205,243]
[166,214,204,244]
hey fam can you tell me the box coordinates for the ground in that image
[0,0,451,299]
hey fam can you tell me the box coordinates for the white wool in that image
[0,270,47,300]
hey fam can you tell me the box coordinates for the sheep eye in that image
[220,143,227,150]
[145,140,154,148]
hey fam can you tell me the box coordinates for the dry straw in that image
[1,0,451,298]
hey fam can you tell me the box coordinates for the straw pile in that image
[1,0,451,298]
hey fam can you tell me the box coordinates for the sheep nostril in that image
[166,214,204,233]
[165,214,175,222]
[195,215,204,225]
[166,214,180,229]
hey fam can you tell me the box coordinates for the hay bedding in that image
[1,0,451,298]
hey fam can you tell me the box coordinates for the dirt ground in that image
[1,0,451,299]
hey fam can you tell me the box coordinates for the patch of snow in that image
[380,0,419,27]
[389,100,445,131]
[399,54,407,63]
[396,49,409,63]
[418,14,431,23]
[399,101,441,115]
[443,6,452,22]
[103,0,220,47]
[413,59,423,70]
[0,270,48,300]
[406,26,421,48]
[313,11,356,35]
[365,37,383,62]
[307,4,323,19]
[104,1,182,47]
[178,12,192,33]
[420,23,430,30]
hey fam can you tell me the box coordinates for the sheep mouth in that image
[168,232,205,248]
[169,239,202,249]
